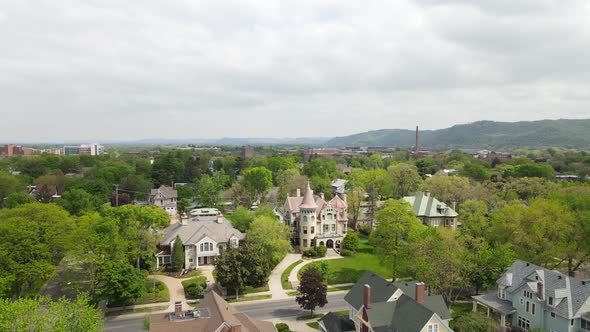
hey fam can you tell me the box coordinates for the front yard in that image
[181,275,208,299]
[133,280,170,305]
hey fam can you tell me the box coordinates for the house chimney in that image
[181,212,188,225]
[537,281,544,300]
[569,271,583,280]
[415,282,425,304]
[424,190,430,197]
[296,188,301,197]
[217,211,223,224]
[174,301,182,317]
[320,193,325,200]
[230,325,242,332]
[363,284,371,309]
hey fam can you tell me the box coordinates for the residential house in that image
[331,179,348,196]
[155,213,245,269]
[473,259,590,332]
[150,185,178,216]
[281,183,348,252]
[403,191,460,229]
[150,293,276,332]
[319,271,453,332]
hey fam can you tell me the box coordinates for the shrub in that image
[303,246,327,258]
[340,249,353,256]
[275,322,290,332]
[342,232,360,252]
[359,224,371,236]
[184,284,204,299]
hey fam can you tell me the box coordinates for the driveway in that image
[268,253,302,299]
[149,275,188,311]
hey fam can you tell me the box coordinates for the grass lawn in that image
[306,322,319,329]
[303,236,392,284]
[133,280,170,305]
[226,295,271,303]
[450,302,488,329]
[243,284,269,294]
[177,270,206,279]
[106,305,169,317]
[281,260,303,290]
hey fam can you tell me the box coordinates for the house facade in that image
[403,191,460,229]
[155,213,244,269]
[150,185,178,216]
[473,260,590,332]
[319,271,454,332]
[281,183,348,252]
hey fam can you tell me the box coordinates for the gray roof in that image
[160,216,245,246]
[498,260,590,319]
[472,293,515,315]
[344,271,399,310]
[151,185,178,199]
[393,281,451,320]
[318,312,355,332]
[403,192,458,218]
[367,294,436,332]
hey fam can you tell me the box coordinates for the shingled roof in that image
[159,216,245,246]
[403,192,457,218]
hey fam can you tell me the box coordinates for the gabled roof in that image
[392,281,451,320]
[403,192,458,218]
[344,271,399,310]
[367,294,436,332]
[151,185,178,199]
[301,183,317,209]
[160,216,245,246]
[318,312,355,332]
[499,260,590,319]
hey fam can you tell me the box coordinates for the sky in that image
[1,0,590,142]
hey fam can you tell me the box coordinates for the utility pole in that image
[114,184,119,207]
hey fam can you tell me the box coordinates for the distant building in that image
[150,293,276,332]
[2,144,35,156]
[150,185,178,216]
[403,191,460,229]
[242,146,256,159]
[63,143,104,156]
[331,179,348,195]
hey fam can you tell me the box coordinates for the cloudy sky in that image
[1,0,589,141]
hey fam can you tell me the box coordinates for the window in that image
[332,224,336,232]
[303,226,308,234]
[582,318,590,330]
[519,298,524,305]
[498,287,505,299]
[311,226,315,234]
[571,319,575,326]
[531,303,536,315]
[303,239,308,247]
[311,216,315,222]
[518,316,530,330]
[427,324,438,332]
[200,242,213,251]
[324,224,329,232]
[189,259,193,263]
[303,216,307,223]
[432,219,440,227]
[524,290,533,299]
[550,312,556,318]
[548,296,554,306]
[343,223,347,233]
[525,301,529,313]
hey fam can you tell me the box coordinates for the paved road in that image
[104,293,348,332]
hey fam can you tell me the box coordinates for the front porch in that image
[472,293,516,331]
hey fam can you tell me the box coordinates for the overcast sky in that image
[1,0,589,142]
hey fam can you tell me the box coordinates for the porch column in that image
[500,314,506,330]
[472,301,477,312]
[487,307,490,317]
[195,246,199,268]
[156,256,159,269]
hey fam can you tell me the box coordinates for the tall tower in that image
[299,182,317,251]
[415,126,419,153]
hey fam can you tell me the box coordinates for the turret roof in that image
[300,182,317,209]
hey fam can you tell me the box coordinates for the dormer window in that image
[498,286,505,299]
[548,296,554,306]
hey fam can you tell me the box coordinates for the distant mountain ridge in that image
[325,119,590,149]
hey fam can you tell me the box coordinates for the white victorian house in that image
[150,185,178,217]
[155,213,245,269]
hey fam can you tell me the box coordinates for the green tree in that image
[459,200,489,238]
[0,295,103,332]
[2,192,35,209]
[462,162,490,182]
[296,267,327,317]
[346,186,365,231]
[58,188,97,216]
[171,235,185,271]
[387,163,422,198]
[369,199,424,281]
[215,248,248,299]
[228,206,255,232]
[415,158,438,177]
[97,262,146,306]
[152,153,185,186]
[462,237,514,294]
[421,175,472,208]
[0,171,20,207]
[195,174,222,207]
[243,167,273,201]
[454,312,498,332]
[246,216,292,269]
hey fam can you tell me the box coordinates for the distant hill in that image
[325,119,590,149]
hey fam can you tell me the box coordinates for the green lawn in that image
[281,260,303,290]
[243,284,269,294]
[133,280,170,305]
[181,276,208,299]
[302,236,392,284]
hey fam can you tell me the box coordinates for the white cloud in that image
[0,0,589,141]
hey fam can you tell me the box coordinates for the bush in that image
[185,284,204,299]
[303,246,327,258]
[340,249,353,256]
[275,322,290,332]
[342,232,360,252]
[359,224,371,236]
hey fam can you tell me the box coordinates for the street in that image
[104,292,348,331]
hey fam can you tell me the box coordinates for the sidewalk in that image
[288,250,343,288]
[268,253,302,299]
